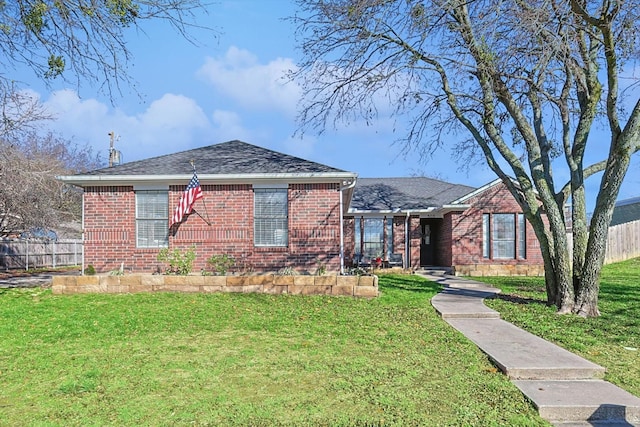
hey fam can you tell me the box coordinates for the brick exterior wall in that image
[83,183,343,274]
[408,215,421,269]
[447,182,544,275]
[342,182,544,276]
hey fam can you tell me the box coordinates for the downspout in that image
[405,210,411,269]
[81,191,85,275]
[339,179,357,275]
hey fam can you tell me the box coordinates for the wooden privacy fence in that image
[604,219,640,264]
[0,239,83,270]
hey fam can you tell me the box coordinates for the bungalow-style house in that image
[59,140,543,276]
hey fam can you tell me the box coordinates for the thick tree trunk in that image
[544,202,574,313]
[525,202,573,308]
[577,151,633,316]
[576,213,606,317]
[571,186,588,298]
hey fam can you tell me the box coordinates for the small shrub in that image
[206,254,235,275]
[84,264,96,275]
[157,246,196,275]
[278,266,297,276]
[345,267,368,276]
[315,260,327,276]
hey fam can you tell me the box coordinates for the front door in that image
[420,219,440,266]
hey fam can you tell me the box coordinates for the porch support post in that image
[383,215,388,260]
[405,211,410,269]
[360,216,364,258]
[339,186,344,274]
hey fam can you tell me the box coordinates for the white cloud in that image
[210,109,253,142]
[282,135,317,160]
[41,90,217,163]
[197,46,301,117]
[44,89,110,124]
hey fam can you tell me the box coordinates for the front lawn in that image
[0,275,546,426]
[478,257,640,397]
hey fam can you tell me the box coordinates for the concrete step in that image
[446,318,606,380]
[418,266,453,276]
[431,288,501,319]
[514,380,640,425]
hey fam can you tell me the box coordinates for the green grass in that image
[0,275,547,426]
[477,257,640,397]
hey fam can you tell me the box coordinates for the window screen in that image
[254,188,288,247]
[136,191,169,248]
[492,213,515,259]
[354,217,394,260]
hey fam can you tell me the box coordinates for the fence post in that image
[25,240,29,270]
[52,241,56,268]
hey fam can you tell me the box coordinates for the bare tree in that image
[0,80,50,138]
[0,132,101,238]
[0,0,215,98]
[292,0,640,316]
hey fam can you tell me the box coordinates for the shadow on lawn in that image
[378,275,442,294]
[600,281,640,305]
[493,293,548,306]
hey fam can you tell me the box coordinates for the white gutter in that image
[57,172,357,186]
[339,178,357,274]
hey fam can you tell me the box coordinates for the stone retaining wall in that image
[52,274,379,298]
[454,264,545,277]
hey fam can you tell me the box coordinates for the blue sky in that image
[20,1,640,211]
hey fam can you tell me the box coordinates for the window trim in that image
[253,187,289,247]
[482,212,526,260]
[354,216,394,260]
[135,190,169,248]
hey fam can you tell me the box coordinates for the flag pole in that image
[190,160,213,227]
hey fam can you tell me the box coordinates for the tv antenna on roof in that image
[108,131,122,167]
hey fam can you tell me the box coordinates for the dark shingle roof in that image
[611,197,640,226]
[350,177,476,211]
[85,140,347,176]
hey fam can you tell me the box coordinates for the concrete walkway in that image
[424,271,640,426]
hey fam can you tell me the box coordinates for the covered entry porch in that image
[347,210,451,270]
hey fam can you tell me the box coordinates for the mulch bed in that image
[0,267,81,280]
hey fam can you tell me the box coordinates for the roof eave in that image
[347,205,471,216]
[57,172,358,186]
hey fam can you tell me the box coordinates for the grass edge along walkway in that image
[476,257,640,399]
[427,271,640,425]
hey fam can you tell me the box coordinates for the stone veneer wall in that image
[52,274,379,298]
[454,264,545,276]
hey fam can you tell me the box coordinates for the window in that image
[493,213,516,259]
[482,213,526,259]
[136,191,169,248]
[354,217,393,259]
[482,214,491,258]
[518,213,526,259]
[254,188,288,246]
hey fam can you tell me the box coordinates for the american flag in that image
[171,172,203,226]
